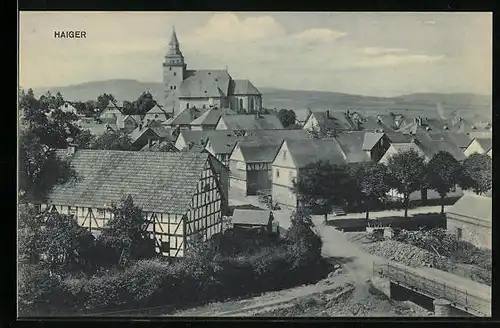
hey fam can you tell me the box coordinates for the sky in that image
[19,12,492,97]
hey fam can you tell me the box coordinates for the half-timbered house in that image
[38,150,224,258]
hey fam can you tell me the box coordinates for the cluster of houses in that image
[36,100,493,256]
[35,28,491,257]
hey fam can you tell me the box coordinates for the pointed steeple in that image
[169,26,179,46]
[167,26,182,56]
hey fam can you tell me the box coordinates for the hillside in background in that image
[28,79,491,120]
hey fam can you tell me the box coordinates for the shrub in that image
[18,264,73,316]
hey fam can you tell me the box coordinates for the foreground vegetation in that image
[18,202,329,316]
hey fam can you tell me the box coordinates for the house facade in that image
[143,103,170,124]
[446,193,492,250]
[58,102,78,115]
[38,150,224,257]
[271,139,347,208]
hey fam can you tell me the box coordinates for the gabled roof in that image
[244,129,310,140]
[190,108,237,126]
[414,131,466,161]
[140,140,179,152]
[235,136,284,163]
[334,131,372,163]
[384,131,414,143]
[284,139,347,168]
[229,80,261,96]
[77,122,117,136]
[445,132,473,149]
[48,150,210,214]
[447,193,492,222]
[309,110,355,131]
[474,138,493,152]
[128,126,159,143]
[232,209,271,226]
[146,103,169,115]
[293,109,312,123]
[179,70,231,98]
[218,114,284,130]
[149,125,176,141]
[362,132,385,151]
[169,107,205,125]
[206,131,244,154]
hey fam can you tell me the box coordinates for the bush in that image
[18,264,73,316]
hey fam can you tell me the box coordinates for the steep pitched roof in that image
[293,109,312,123]
[140,140,179,152]
[149,125,176,141]
[169,107,205,125]
[48,150,209,214]
[414,131,466,161]
[310,110,355,131]
[285,139,347,168]
[218,114,284,130]
[385,131,414,143]
[206,132,244,154]
[229,80,261,95]
[190,108,237,126]
[232,209,271,226]
[180,70,231,98]
[236,136,284,163]
[447,193,492,222]
[362,132,385,151]
[334,131,372,163]
[445,132,473,149]
[475,138,493,152]
[245,129,310,140]
[129,126,160,143]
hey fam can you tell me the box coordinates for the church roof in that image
[180,70,231,98]
[218,114,284,130]
[190,108,237,126]
[229,80,261,95]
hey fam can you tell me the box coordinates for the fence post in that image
[465,289,468,307]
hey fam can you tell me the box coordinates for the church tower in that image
[163,27,185,114]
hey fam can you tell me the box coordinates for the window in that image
[173,86,176,90]
[155,114,158,118]
[283,150,287,161]
[186,103,189,109]
[64,103,68,108]
[169,67,172,71]
[173,72,177,76]
[456,228,462,240]
[289,171,293,181]
[97,209,105,217]
[170,86,173,90]
[239,99,244,110]
[276,169,280,178]
[161,241,169,253]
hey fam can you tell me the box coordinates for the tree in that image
[97,93,116,111]
[90,131,134,151]
[18,202,43,264]
[458,153,492,195]
[37,212,96,274]
[386,149,427,218]
[134,91,156,116]
[294,161,351,222]
[277,109,297,128]
[353,163,391,219]
[19,130,76,202]
[122,100,136,115]
[97,196,150,265]
[426,151,462,214]
[73,129,95,149]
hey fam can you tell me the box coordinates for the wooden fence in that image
[374,262,490,317]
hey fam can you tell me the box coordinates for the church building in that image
[163,28,262,116]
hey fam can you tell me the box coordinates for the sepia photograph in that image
[18,11,492,318]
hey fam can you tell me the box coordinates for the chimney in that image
[139,123,143,130]
[148,138,152,150]
[443,125,449,130]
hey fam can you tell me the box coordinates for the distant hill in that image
[29,79,491,120]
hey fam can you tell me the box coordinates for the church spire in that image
[167,26,182,56]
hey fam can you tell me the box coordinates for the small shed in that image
[231,209,278,234]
